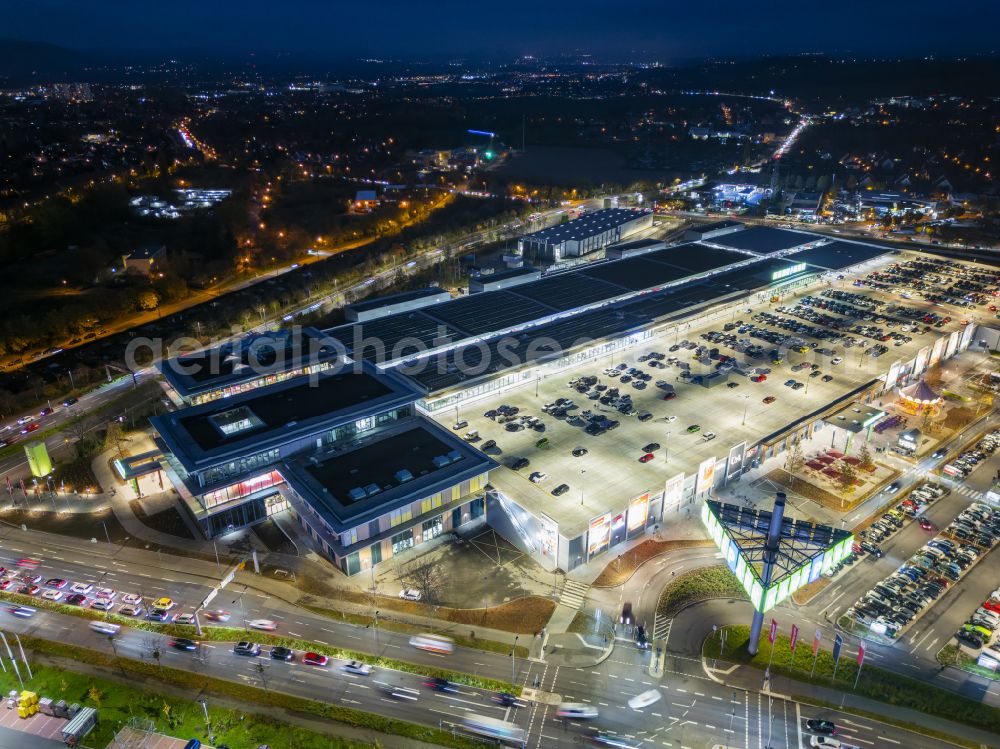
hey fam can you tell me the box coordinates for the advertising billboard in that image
[664,472,685,512]
[960,321,976,352]
[627,493,650,537]
[587,514,611,558]
[913,345,930,375]
[726,442,747,481]
[945,330,960,361]
[701,502,853,614]
[24,441,52,478]
[539,513,558,559]
[929,336,946,367]
[884,361,903,391]
[696,456,717,494]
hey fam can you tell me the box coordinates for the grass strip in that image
[18,635,488,749]
[938,643,1000,681]
[706,624,1000,736]
[0,591,518,694]
[654,564,747,619]
[302,603,530,657]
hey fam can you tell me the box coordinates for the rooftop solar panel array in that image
[783,241,892,270]
[646,243,755,275]
[522,208,648,242]
[423,290,557,336]
[508,272,628,310]
[708,227,813,254]
[408,308,647,392]
[327,312,465,359]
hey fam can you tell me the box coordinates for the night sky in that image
[5,0,999,60]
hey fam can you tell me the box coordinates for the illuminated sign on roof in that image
[771,263,807,281]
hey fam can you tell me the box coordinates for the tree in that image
[402,561,446,607]
[136,289,160,311]
[783,442,805,489]
[858,444,874,471]
[838,463,857,493]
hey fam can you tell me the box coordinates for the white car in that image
[118,604,143,617]
[70,582,93,594]
[94,587,117,601]
[663,415,677,423]
[830,357,843,365]
[41,590,64,601]
[90,598,114,611]
[399,589,422,602]
[627,689,662,710]
[247,619,278,631]
[341,660,372,676]
[529,472,548,484]
[703,432,717,441]
[173,613,197,625]
[90,621,121,636]
[555,703,599,720]
[810,738,841,748]
[121,593,142,606]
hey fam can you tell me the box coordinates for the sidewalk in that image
[716,661,1000,749]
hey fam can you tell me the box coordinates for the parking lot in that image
[445,249,993,531]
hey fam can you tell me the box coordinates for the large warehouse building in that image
[518,208,653,264]
[152,224,989,577]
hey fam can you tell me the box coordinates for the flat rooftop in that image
[444,249,985,536]
[152,362,418,472]
[346,286,448,315]
[707,227,815,255]
[158,326,341,396]
[282,421,497,533]
[690,220,745,234]
[784,240,895,270]
[825,401,887,433]
[521,208,650,243]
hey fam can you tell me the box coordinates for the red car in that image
[662,392,676,401]
[919,517,934,531]
[17,559,40,569]
[0,580,15,591]
[20,422,39,434]
[45,578,68,589]
[302,652,329,666]
[763,396,777,404]
[15,585,39,596]
[751,374,767,383]
[982,599,1000,615]
[638,453,654,463]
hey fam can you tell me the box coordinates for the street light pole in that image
[511,635,519,685]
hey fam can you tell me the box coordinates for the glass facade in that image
[190,361,336,405]
[422,516,443,542]
[201,449,280,486]
[318,405,411,449]
[201,469,284,510]
[391,529,414,554]
[203,496,267,537]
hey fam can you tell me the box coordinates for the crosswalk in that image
[953,484,985,501]
[558,579,589,611]
[653,613,672,642]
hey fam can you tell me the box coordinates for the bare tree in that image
[402,561,447,607]
[783,441,805,489]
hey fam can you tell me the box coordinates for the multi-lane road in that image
[0,523,982,748]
